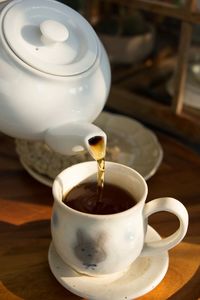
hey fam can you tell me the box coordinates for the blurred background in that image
[57,0,200,152]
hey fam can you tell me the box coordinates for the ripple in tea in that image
[63,182,137,215]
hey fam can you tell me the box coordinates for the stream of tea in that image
[88,136,106,202]
[63,135,135,215]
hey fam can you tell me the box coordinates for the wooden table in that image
[0,132,199,300]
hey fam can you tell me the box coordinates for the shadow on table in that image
[0,220,83,300]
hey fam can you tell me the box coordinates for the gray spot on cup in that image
[74,229,107,270]
[52,211,59,227]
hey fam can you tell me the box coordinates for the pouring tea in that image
[0,0,110,155]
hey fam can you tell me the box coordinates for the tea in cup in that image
[50,161,188,277]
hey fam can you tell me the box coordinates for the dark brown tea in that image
[63,182,137,215]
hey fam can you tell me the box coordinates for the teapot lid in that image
[2,0,98,76]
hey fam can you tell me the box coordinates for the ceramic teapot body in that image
[0,0,111,155]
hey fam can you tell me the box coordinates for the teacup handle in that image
[141,197,189,255]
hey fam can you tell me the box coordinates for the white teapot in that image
[0,0,111,155]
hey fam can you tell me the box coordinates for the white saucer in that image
[20,158,53,187]
[48,226,169,300]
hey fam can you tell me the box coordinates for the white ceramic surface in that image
[51,161,188,276]
[0,0,111,154]
[3,0,98,76]
[18,112,163,186]
[48,226,169,300]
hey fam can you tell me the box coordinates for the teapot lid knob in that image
[40,20,69,44]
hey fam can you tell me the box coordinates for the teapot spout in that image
[44,121,107,158]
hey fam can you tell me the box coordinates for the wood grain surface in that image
[0,131,199,300]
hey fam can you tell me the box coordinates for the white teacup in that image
[51,161,188,277]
